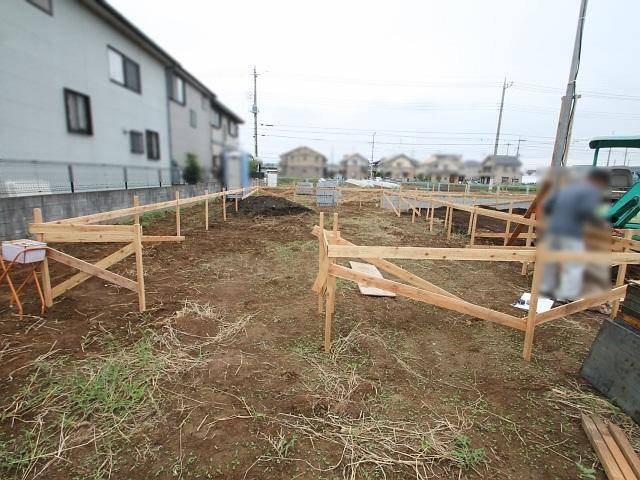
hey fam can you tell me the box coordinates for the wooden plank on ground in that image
[582,414,626,480]
[349,262,396,297]
[593,416,638,480]
[609,423,640,479]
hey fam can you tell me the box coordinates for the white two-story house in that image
[0,0,242,193]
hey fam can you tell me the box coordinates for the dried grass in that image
[546,380,640,450]
[0,305,252,479]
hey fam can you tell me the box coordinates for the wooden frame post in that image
[504,201,513,246]
[317,212,325,314]
[133,195,140,225]
[612,230,633,318]
[397,191,402,217]
[468,196,476,234]
[469,209,478,246]
[324,213,339,353]
[32,208,53,307]
[429,200,435,232]
[133,223,146,312]
[204,189,209,230]
[223,188,227,221]
[175,191,181,237]
[523,248,544,361]
[521,213,535,275]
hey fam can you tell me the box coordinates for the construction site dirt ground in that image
[1,193,637,480]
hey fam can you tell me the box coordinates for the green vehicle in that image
[589,135,640,229]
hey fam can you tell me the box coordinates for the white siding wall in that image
[0,1,171,170]
[169,80,212,178]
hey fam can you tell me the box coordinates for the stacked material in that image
[581,282,640,424]
[619,282,640,331]
[295,182,314,196]
[582,414,640,480]
[316,180,340,207]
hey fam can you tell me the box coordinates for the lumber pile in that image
[582,414,640,480]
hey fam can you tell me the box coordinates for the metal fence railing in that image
[0,158,182,197]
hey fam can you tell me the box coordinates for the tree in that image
[183,153,202,184]
[249,157,259,174]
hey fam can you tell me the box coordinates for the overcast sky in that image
[111,0,640,170]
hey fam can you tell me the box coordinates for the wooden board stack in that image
[582,414,640,480]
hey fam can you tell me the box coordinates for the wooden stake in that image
[468,196,476,234]
[133,195,140,225]
[133,224,146,312]
[504,201,513,246]
[204,189,209,230]
[469,210,478,246]
[318,212,325,314]
[32,208,52,307]
[447,206,453,239]
[324,273,336,353]
[223,188,227,221]
[235,194,239,212]
[523,248,544,360]
[429,201,435,232]
[412,208,415,224]
[611,230,632,318]
[521,213,535,275]
[175,191,181,237]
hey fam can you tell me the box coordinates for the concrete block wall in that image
[0,182,219,239]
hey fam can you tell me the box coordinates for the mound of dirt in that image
[238,195,312,217]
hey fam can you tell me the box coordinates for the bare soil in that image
[0,194,635,479]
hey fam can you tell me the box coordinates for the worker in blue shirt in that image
[540,169,610,302]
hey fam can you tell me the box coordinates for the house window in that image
[201,95,208,111]
[130,131,144,154]
[64,88,92,135]
[145,130,160,160]
[108,47,141,93]
[512,178,519,184]
[190,109,197,128]
[501,177,509,184]
[170,75,185,104]
[228,122,238,137]
[210,109,221,128]
[27,0,53,14]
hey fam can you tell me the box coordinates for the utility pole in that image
[369,132,376,180]
[550,0,588,167]
[251,66,259,164]
[493,78,513,156]
[516,137,526,157]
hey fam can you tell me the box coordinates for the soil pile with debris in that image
[238,195,311,216]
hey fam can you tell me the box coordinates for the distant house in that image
[462,160,481,182]
[479,155,522,184]
[339,153,369,179]
[417,154,463,183]
[279,146,327,178]
[377,154,418,180]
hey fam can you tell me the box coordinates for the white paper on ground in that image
[348,261,396,297]
[512,292,554,313]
